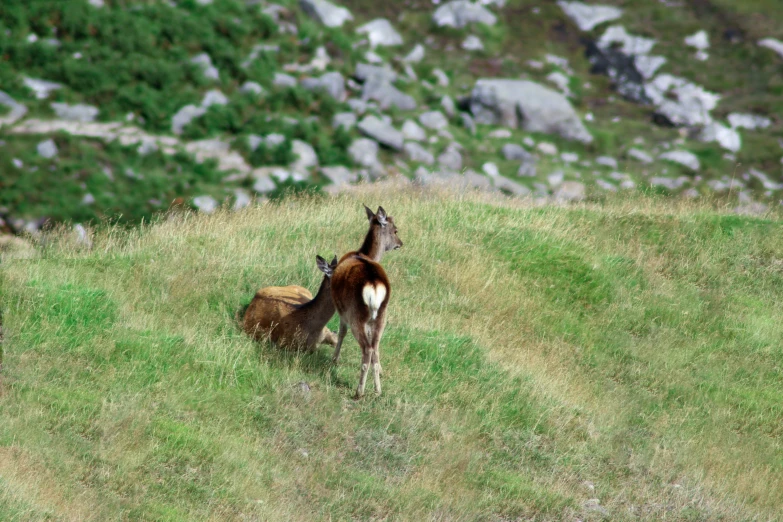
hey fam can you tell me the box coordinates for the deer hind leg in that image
[332,320,349,363]
[349,321,373,398]
[370,311,387,378]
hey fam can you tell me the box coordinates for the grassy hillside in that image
[2,185,783,520]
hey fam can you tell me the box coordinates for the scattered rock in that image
[201,89,229,108]
[333,112,357,130]
[252,172,277,193]
[240,81,265,95]
[299,0,353,28]
[650,176,689,190]
[404,142,435,165]
[241,43,280,69]
[596,179,617,191]
[554,181,586,202]
[190,53,219,81]
[360,77,417,111]
[627,148,653,164]
[728,113,771,130]
[645,74,720,127]
[37,139,58,159]
[461,113,476,135]
[482,162,500,177]
[349,138,380,167]
[358,115,404,150]
[685,30,710,50]
[433,1,497,28]
[172,104,207,135]
[494,175,531,196]
[547,71,571,97]
[273,72,298,88]
[558,1,622,31]
[419,111,449,130]
[659,150,700,171]
[356,19,404,48]
[354,63,397,83]
[488,129,511,139]
[748,168,783,190]
[321,165,357,187]
[470,79,592,143]
[701,122,741,152]
[23,77,62,99]
[462,35,484,51]
[432,68,450,87]
[0,91,28,127]
[598,25,656,56]
[441,95,456,118]
[301,71,346,101]
[633,55,667,80]
[501,143,531,161]
[403,44,426,63]
[437,146,463,171]
[233,189,252,210]
[561,152,579,163]
[137,139,158,156]
[193,195,219,213]
[537,142,558,155]
[596,156,618,169]
[758,38,783,60]
[548,171,565,187]
[290,140,318,175]
[402,120,427,141]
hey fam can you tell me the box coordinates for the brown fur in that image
[243,256,338,351]
[331,205,403,397]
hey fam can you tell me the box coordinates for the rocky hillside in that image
[1,0,783,233]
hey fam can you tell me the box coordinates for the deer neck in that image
[358,227,384,262]
[298,276,335,329]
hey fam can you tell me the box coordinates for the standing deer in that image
[243,255,338,351]
[331,205,403,397]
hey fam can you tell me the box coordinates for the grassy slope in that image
[2,185,783,520]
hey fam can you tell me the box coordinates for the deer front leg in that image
[332,321,348,363]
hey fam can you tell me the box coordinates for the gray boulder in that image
[299,0,353,28]
[470,79,592,143]
[554,181,586,202]
[402,120,427,141]
[37,139,58,159]
[437,146,463,171]
[494,175,531,196]
[659,150,700,171]
[404,142,435,165]
[193,195,219,214]
[190,53,219,81]
[240,81,265,95]
[433,1,497,28]
[23,77,62,99]
[201,89,229,108]
[0,91,28,127]
[403,44,425,63]
[356,19,404,48]
[273,72,298,88]
[557,1,622,31]
[290,140,318,173]
[349,138,380,167]
[419,111,449,130]
[358,115,404,150]
[50,102,99,122]
[501,143,532,161]
[301,71,346,101]
[172,104,207,135]
[362,80,417,111]
[354,63,397,83]
[441,95,456,118]
[333,112,357,130]
[321,166,357,187]
[627,148,653,164]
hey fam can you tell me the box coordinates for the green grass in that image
[2,184,783,520]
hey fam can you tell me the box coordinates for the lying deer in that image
[332,205,403,397]
[243,255,338,351]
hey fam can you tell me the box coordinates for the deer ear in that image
[330,255,338,267]
[376,206,387,226]
[316,255,327,271]
[364,204,375,221]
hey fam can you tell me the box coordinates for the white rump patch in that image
[362,283,387,320]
